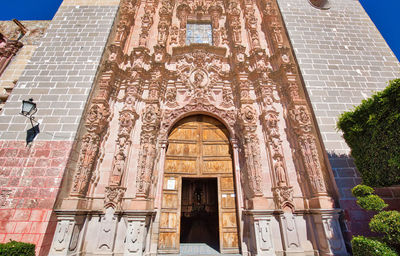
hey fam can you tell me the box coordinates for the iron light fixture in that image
[20,98,39,145]
[21,98,37,118]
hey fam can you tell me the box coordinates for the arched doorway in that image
[158,115,240,254]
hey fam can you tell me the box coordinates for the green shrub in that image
[370,211,400,246]
[352,184,375,197]
[356,194,388,211]
[351,236,398,256]
[0,240,35,256]
[337,78,400,187]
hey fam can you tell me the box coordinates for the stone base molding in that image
[245,209,346,256]
[50,210,154,256]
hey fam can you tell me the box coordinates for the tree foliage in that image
[337,79,400,186]
[0,240,35,256]
[352,236,397,256]
[351,185,399,255]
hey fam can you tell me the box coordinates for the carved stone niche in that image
[50,212,85,256]
[311,209,347,256]
[123,211,154,256]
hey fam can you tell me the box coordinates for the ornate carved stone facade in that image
[52,0,348,255]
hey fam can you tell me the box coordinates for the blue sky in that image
[0,0,399,61]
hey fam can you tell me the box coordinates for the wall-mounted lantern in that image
[21,98,37,118]
[20,98,39,145]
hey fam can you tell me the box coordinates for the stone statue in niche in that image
[112,152,125,176]
[170,26,179,44]
[158,23,168,46]
[274,160,287,186]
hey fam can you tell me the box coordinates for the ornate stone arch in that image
[159,100,237,141]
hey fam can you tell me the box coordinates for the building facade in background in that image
[0,0,399,255]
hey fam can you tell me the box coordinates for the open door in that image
[158,115,240,254]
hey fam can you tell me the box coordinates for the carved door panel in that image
[158,176,181,253]
[219,177,240,254]
[200,117,239,253]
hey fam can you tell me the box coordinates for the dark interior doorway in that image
[180,178,220,251]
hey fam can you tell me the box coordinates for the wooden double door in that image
[158,115,240,254]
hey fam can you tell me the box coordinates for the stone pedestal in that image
[251,211,275,256]
[279,212,305,255]
[49,211,86,256]
[312,209,347,256]
[124,211,154,256]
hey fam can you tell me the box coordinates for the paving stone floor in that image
[178,243,241,256]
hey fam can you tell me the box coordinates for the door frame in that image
[156,114,244,254]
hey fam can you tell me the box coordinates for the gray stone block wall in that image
[277,0,400,200]
[0,5,119,141]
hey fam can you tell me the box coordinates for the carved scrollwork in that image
[290,105,312,134]
[71,133,101,196]
[240,105,257,126]
[273,186,294,209]
[104,186,126,209]
[220,86,234,108]
[85,103,110,134]
[298,134,327,194]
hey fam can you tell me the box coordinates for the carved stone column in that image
[109,86,139,187]
[154,140,168,209]
[260,0,335,209]
[225,1,242,46]
[237,78,263,197]
[157,0,173,47]
[231,139,248,255]
[139,0,158,47]
[69,0,139,199]
[242,2,261,50]
[136,75,163,198]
